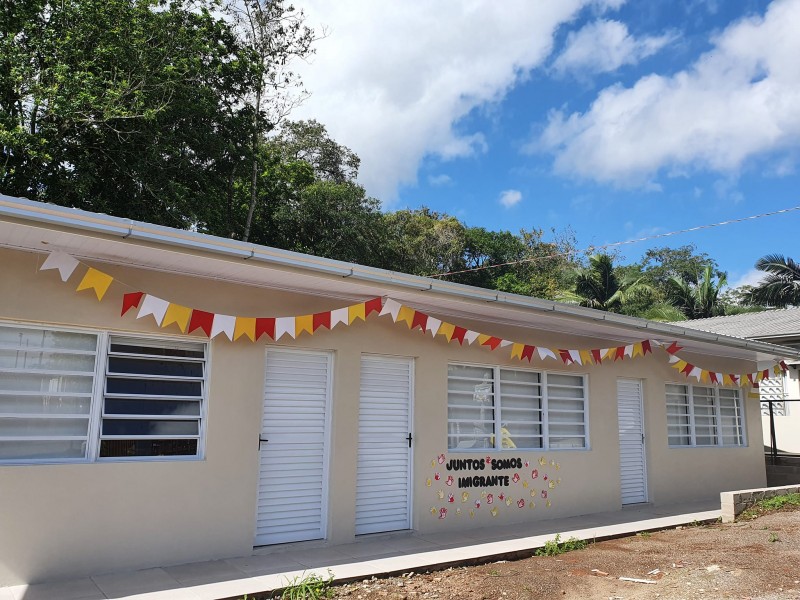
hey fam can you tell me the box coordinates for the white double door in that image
[256,350,413,545]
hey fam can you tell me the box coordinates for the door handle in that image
[258,435,268,449]
[407,433,413,448]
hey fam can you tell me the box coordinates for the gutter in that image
[2,194,798,361]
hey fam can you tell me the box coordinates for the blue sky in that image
[292,0,800,288]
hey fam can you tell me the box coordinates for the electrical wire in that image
[428,204,800,278]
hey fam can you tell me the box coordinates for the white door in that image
[355,355,413,535]
[256,349,332,545]
[617,378,648,505]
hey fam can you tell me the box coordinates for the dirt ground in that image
[330,509,800,600]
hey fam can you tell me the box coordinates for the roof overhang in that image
[2,194,798,364]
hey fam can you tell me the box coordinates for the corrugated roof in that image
[673,308,800,340]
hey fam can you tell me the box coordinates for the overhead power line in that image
[429,204,800,279]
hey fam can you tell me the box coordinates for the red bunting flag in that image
[521,345,535,362]
[255,317,275,340]
[559,350,573,364]
[188,310,214,336]
[482,336,502,350]
[590,349,603,363]
[642,340,652,355]
[762,368,770,380]
[681,362,694,375]
[411,311,429,332]
[121,292,144,316]
[746,373,756,385]
[312,311,331,331]
[709,372,719,384]
[364,297,383,316]
[664,342,683,355]
[780,360,789,371]
[614,346,625,361]
[451,326,467,344]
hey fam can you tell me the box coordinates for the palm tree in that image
[743,254,800,308]
[666,265,727,319]
[559,254,652,313]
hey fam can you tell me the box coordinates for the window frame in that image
[666,382,747,448]
[447,361,590,452]
[0,321,209,465]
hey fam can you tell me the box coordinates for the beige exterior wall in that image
[0,248,766,585]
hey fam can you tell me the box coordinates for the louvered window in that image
[447,364,587,451]
[666,384,744,447]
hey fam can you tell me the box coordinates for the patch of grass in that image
[535,534,588,556]
[768,532,780,543]
[636,531,652,539]
[277,570,334,600]
[741,493,800,520]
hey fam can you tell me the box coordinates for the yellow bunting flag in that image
[511,343,524,360]
[477,334,490,346]
[348,303,366,325]
[76,268,113,301]
[723,374,735,386]
[700,370,710,384]
[437,322,455,341]
[234,317,256,341]
[671,360,688,372]
[295,314,314,336]
[579,350,593,365]
[631,342,643,358]
[162,303,192,333]
[395,305,415,327]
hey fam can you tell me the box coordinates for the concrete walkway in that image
[3,499,720,600]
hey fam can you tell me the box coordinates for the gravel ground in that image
[329,509,800,600]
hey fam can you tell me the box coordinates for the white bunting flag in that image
[499,340,512,348]
[569,349,582,365]
[538,347,557,361]
[425,317,441,337]
[40,251,79,282]
[330,307,349,328]
[464,330,480,345]
[275,316,296,339]
[210,314,235,340]
[379,298,402,321]
[668,354,681,364]
[137,295,169,325]
[689,366,702,381]
[624,344,634,357]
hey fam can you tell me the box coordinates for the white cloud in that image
[552,19,677,76]
[292,0,616,202]
[428,174,453,187]
[538,0,800,187]
[730,268,764,288]
[498,189,523,208]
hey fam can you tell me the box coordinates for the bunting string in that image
[37,251,789,386]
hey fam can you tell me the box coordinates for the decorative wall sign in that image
[36,250,790,386]
[427,453,563,520]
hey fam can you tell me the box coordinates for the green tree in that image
[560,253,652,313]
[665,265,728,319]
[743,254,800,308]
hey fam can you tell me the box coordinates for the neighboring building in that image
[0,194,797,587]
[676,309,800,454]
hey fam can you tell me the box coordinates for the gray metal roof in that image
[672,308,800,341]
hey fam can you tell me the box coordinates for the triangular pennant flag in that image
[511,343,524,360]
[464,330,480,345]
[162,303,192,333]
[538,347,556,361]
[521,345,535,362]
[579,350,593,365]
[379,298,402,321]
[664,342,683,355]
[681,362,694,375]
[275,317,296,340]
[746,373,756,385]
[295,315,313,337]
[312,312,331,332]
[189,310,215,336]
[348,303,367,325]
[210,314,235,340]
[762,368,770,381]
[40,251,79,282]
[780,360,789,371]
[364,297,383,316]
[411,311,429,331]
[451,326,467,345]
[715,372,723,384]
[437,322,455,341]
[591,349,603,364]
[699,369,710,383]
[600,348,613,361]
[569,349,582,365]
[482,336,502,350]
[730,374,740,385]
[642,340,652,355]
[723,374,733,386]
[477,334,490,346]
[396,305,415,327]
[668,354,681,364]
[631,343,643,358]
[76,268,114,301]
[499,339,512,348]
[121,292,144,316]
[426,317,441,337]
[559,350,573,364]
[709,372,719,384]
[137,295,169,325]
[330,307,348,328]
[672,359,688,371]
[614,346,626,361]
[774,365,782,376]
[255,317,275,340]
[234,317,257,341]
[689,366,702,381]
[623,344,634,358]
